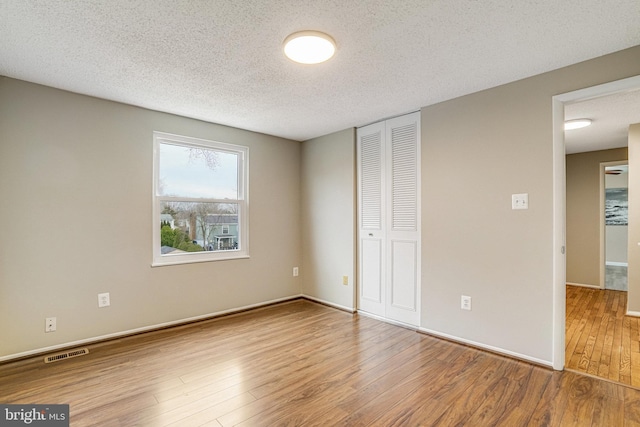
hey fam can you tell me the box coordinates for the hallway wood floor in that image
[3,299,640,426]
[566,284,640,388]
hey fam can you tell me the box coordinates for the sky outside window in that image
[159,143,238,199]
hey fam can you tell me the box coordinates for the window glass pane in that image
[159,143,238,199]
[153,132,248,265]
[160,201,239,254]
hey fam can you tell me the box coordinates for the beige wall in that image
[629,124,640,312]
[300,129,356,310]
[420,46,640,364]
[566,148,628,285]
[0,77,302,359]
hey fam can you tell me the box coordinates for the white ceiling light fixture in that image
[283,31,336,64]
[564,118,592,130]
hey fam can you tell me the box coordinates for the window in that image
[152,132,249,266]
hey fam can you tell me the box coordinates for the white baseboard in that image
[356,310,418,330]
[627,310,640,318]
[418,327,554,369]
[0,295,302,363]
[1,294,555,371]
[606,262,628,267]
[566,282,601,289]
[302,295,355,313]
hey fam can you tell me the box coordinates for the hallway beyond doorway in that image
[566,285,639,387]
[606,264,628,291]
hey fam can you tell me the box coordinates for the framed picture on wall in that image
[605,187,628,225]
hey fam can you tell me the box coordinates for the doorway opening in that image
[554,74,640,383]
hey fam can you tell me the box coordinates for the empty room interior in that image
[2,1,640,425]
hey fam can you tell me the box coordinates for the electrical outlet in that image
[342,276,349,286]
[98,292,110,308]
[45,317,56,332]
[512,193,529,210]
[461,295,472,311]
[293,267,299,277]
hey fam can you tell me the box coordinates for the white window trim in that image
[152,131,249,266]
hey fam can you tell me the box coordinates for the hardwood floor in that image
[3,299,640,426]
[566,284,640,388]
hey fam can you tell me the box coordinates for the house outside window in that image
[152,132,249,265]
[198,214,238,251]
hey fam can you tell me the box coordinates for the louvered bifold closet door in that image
[357,121,386,317]
[385,112,420,326]
[357,112,420,326]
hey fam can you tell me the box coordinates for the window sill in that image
[151,254,250,267]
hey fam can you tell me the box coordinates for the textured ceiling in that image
[1,0,640,143]
[565,89,640,154]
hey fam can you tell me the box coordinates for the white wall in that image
[0,77,302,359]
[606,170,629,188]
[300,129,356,310]
[606,170,629,264]
[606,226,628,264]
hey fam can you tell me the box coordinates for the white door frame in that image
[552,75,640,370]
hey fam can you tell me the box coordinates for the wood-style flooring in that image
[3,299,640,426]
[566,284,640,387]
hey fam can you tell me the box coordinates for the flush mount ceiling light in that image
[564,119,592,130]
[283,31,336,64]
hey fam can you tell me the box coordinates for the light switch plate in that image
[512,193,529,210]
